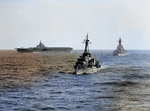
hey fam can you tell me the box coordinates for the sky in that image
[0,0,150,50]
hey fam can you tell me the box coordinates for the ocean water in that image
[1,50,150,111]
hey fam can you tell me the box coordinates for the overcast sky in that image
[0,0,150,50]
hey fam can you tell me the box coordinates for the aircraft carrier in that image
[16,41,73,53]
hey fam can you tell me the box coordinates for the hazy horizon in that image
[1,0,150,50]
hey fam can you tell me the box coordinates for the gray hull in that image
[75,67,101,75]
[16,47,72,53]
[113,50,127,56]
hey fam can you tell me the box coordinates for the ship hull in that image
[118,53,128,56]
[75,67,101,75]
[113,50,127,56]
[16,47,72,53]
[16,48,33,53]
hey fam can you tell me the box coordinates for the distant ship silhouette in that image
[113,37,127,56]
[16,41,72,53]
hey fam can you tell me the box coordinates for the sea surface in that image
[1,50,150,111]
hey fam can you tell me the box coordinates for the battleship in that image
[113,37,127,56]
[16,41,72,53]
[74,34,101,74]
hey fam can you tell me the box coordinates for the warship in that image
[74,34,101,75]
[113,37,127,56]
[16,41,72,53]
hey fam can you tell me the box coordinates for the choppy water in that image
[1,50,150,111]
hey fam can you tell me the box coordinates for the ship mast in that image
[84,33,90,53]
[119,37,122,44]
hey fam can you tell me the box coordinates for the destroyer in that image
[16,41,72,53]
[113,37,127,56]
[74,34,101,74]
